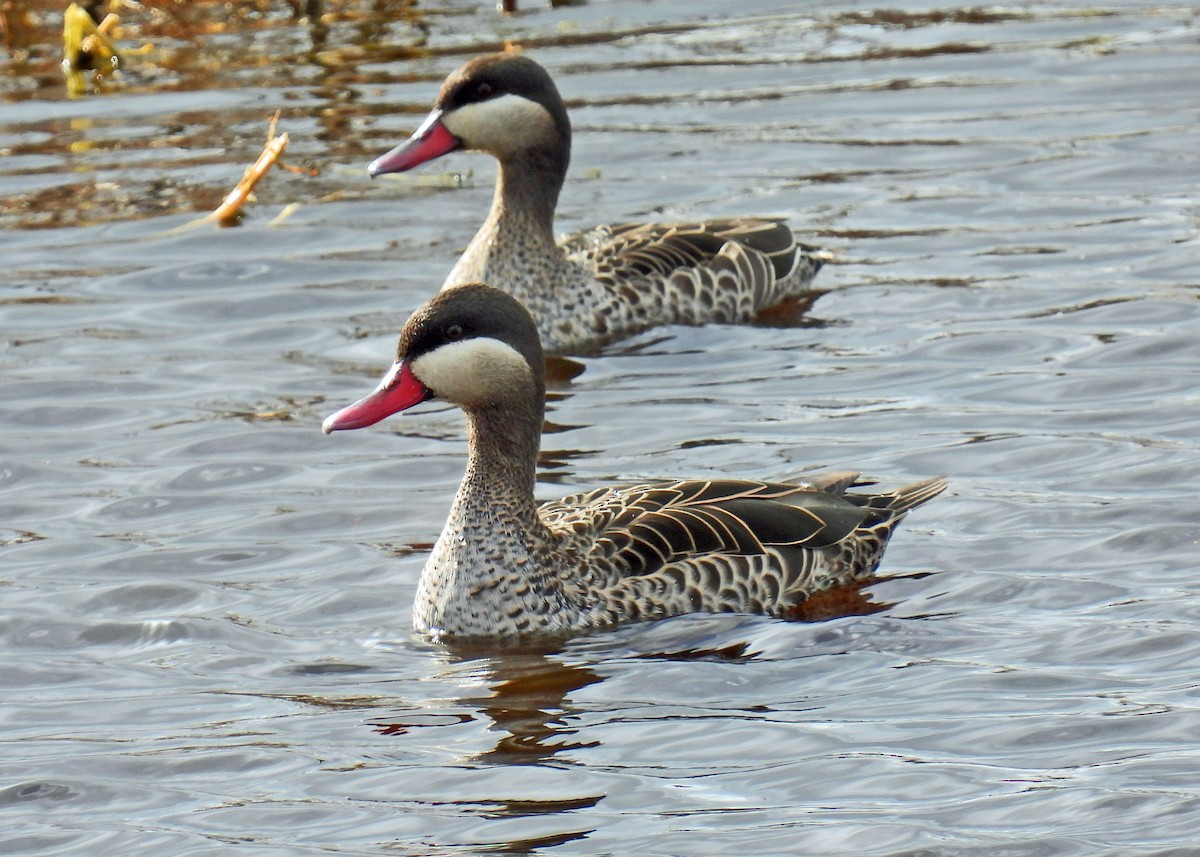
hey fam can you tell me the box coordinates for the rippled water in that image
[3,1,1200,854]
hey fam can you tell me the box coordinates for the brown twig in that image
[206,110,289,224]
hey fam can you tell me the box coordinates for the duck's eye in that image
[445,323,464,341]
[476,82,493,100]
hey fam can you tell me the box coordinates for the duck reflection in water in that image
[369,574,892,765]
[372,643,602,765]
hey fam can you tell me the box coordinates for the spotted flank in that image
[367,53,828,354]
[323,285,946,639]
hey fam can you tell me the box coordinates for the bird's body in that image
[323,284,945,639]
[368,53,827,354]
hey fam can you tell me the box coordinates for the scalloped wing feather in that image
[562,218,822,303]
[542,478,883,565]
[537,476,945,623]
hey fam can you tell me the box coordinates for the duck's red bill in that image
[367,111,461,177]
[322,361,430,434]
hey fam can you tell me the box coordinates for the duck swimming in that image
[323,284,945,639]
[368,52,828,355]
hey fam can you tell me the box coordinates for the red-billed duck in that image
[323,284,945,638]
[368,52,828,355]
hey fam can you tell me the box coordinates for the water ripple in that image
[2,1,1199,855]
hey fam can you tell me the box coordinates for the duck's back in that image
[564,218,817,286]
[540,474,945,626]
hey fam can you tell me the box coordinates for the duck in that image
[367,52,828,355]
[323,283,946,639]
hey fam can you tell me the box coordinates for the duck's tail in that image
[875,476,949,518]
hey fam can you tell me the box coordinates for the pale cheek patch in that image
[443,95,556,156]
[411,338,532,407]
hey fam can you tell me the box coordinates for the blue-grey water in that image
[2,1,1199,854]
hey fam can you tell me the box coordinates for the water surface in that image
[2,1,1199,854]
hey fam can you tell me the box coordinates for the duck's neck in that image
[446,154,570,288]
[414,391,553,636]
[454,397,544,530]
